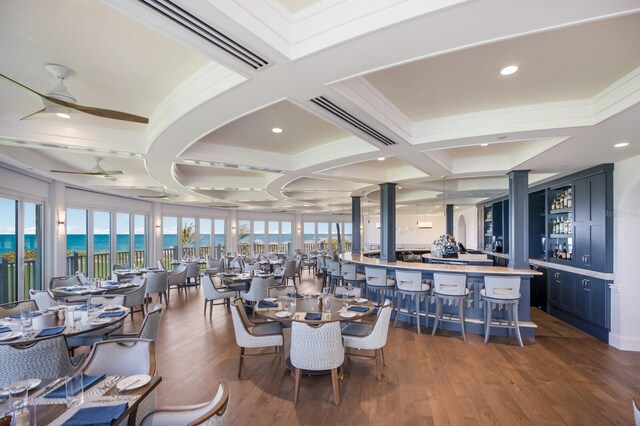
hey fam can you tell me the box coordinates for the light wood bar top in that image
[421,253,494,264]
[340,252,541,276]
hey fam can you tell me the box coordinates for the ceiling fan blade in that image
[50,170,123,176]
[19,107,50,121]
[43,95,149,124]
[0,73,47,101]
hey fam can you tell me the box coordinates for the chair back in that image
[327,260,341,277]
[230,299,257,347]
[0,300,38,318]
[157,260,165,271]
[0,335,80,383]
[82,339,156,377]
[268,286,296,298]
[202,274,234,300]
[185,261,200,279]
[50,275,81,290]
[365,267,390,288]
[231,256,245,272]
[168,264,187,285]
[146,271,169,294]
[316,256,326,270]
[290,321,344,371]
[395,271,423,292]
[76,272,89,285]
[91,294,125,306]
[243,276,274,302]
[433,273,467,295]
[124,277,147,306]
[138,304,163,341]
[29,289,58,310]
[341,263,358,280]
[207,257,220,269]
[244,262,261,272]
[282,260,296,278]
[335,286,362,298]
[113,263,131,271]
[367,300,393,348]
[483,276,521,300]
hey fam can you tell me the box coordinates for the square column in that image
[508,170,530,270]
[379,183,397,262]
[446,204,454,236]
[351,196,361,254]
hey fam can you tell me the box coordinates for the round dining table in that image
[255,295,375,324]
[0,305,129,345]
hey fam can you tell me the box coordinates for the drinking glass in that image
[282,297,290,312]
[9,378,28,413]
[289,298,296,314]
[65,372,84,408]
[342,293,349,308]
[19,308,32,334]
[322,296,331,313]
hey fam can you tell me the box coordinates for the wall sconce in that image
[57,209,66,234]
[417,221,433,229]
[376,222,380,229]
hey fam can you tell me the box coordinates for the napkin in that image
[304,312,322,320]
[100,284,119,289]
[61,403,128,426]
[75,303,102,311]
[9,311,43,319]
[347,306,369,313]
[36,326,66,338]
[98,311,125,318]
[258,300,278,308]
[0,326,11,333]
[46,374,106,399]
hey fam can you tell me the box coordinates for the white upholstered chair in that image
[0,299,38,318]
[364,267,396,306]
[82,338,156,377]
[185,261,201,287]
[108,304,163,342]
[202,274,237,318]
[146,271,169,307]
[334,285,362,299]
[167,263,187,295]
[123,276,147,320]
[29,289,58,310]
[290,321,344,405]
[341,263,366,289]
[431,272,469,341]
[481,275,523,347]
[393,270,430,334]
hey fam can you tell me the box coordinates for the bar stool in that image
[364,267,396,306]
[393,271,430,334]
[481,276,523,347]
[431,272,469,341]
[326,260,342,292]
[341,263,366,290]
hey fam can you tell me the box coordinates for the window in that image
[199,218,211,259]
[23,202,42,299]
[281,221,292,253]
[317,222,329,250]
[93,211,111,279]
[303,222,315,251]
[237,220,250,256]
[116,213,130,267]
[343,222,353,251]
[162,216,177,268]
[253,221,265,255]
[268,221,279,252]
[66,208,87,275]
[213,219,225,258]
[134,215,145,268]
[0,198,17,303]
[181,217,196,259]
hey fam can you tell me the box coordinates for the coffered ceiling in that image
[0,0,639,215]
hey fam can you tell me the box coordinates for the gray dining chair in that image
[0,299,38,318]
[29,289,58,310]
[123,276,147,320]
[109,304,163,342]
[145,271,169,308]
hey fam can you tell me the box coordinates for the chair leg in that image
[331,368,340,404]
[209,300,213,319]
[484,301,492,344]
[381,347,386,366]
[507,304,513,338]
[432,298,441,336]
[393,293,401,328]
[459,300,466,342]
[415,295,421,334]
[514,303,524,347]
[238,347,244,378]
[204,299,207,316]
[294,368,302,406]
[374,349,382,380]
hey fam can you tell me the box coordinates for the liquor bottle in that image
[562,243,568,259]
[559,218,565,234]
[567,188,572,208]
[553,245,559,258]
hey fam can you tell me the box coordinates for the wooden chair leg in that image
[203,299,207,316]
[514,303,524,347]
[381,347,386,366]
[294,368,302,406]
[459,300,466,342]
[375,349,382,380]
[393,293,401,328]
[209,300,213,319]
[415,295,421,334]
[484,301,492,344]
[432,299,441,336]
[238,347,244,378]
[331,368,340,404]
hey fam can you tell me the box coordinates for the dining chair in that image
[364,267,396,306]
[140,379,229,426]
[0,299,38,318]
[230,299,284,378]
[280,260,297,287]
[123,276,147,320]
[29,289,58,310]
[240,276,274,318]
[82,338,156,377]
[90,294,126,306]
[244,262,261,273]
[0,335,83,382]
[157,260,165,271]
[393,270,430,334]
[334,286,362,299]
[167,263,188,295]
[290,321,344,405]
[302,255,316,275]
[326,260,342,292]
[202,274,237,318]
[342,299,393,380]
[108,304,163,342]
[268,285,297,298]
[431,272,469,341]
[341,263,366,289]
[294,256,303,283]
[146,271,169,308]
[481,275,523,347]
[185,261,201,288]
[49,275,88,303]
[206,256,219,270]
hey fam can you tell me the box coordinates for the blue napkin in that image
[36,326,66,338]
[100,284,119,289]
[304,312,322,320]
[0,326,11,333]
[46,374,106,399]
[98,311,125,318]
[347,306,369,313]
[9,311,43,319]
[258,300,278,308]
[75,303,102,311]
[61,402,128,426]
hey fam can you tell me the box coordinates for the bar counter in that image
[340,252,541,338]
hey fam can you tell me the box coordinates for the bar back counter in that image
[340,252,542,338]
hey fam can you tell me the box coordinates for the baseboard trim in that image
[609,332,640,352]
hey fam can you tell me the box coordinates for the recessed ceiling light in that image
[500,65,518,76]
[614,142,629,148]
[56,112,71,119]
[271,127,283,134]
[377,157,385,161]
[481,143,489,147]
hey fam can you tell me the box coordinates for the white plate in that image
[116,374,151,391]
[275,311,292,318]
[0,388,8,397]
[264,298,277,303]
[0,331,22,341]
[304,292,321,297]
[355,298,368,304]
[89,318,111,325]
[340,312,357,319]
[11,379,41,391]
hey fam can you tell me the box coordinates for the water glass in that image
[65,307,76,327]
[19,309,32,334]
[65,373,84,408]
[322,296,331,313]
[289,298,296,314]
[282,297,290,312]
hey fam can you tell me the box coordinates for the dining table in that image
[212,271,283,292]
[255,294,375,324]
[52,281,139,299]
[0,305,130,345]
[1,375,161,425]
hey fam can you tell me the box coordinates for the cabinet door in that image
[573,277,589,319]
[548,270,561,306]
[559,272,574,312]
[573,225,590,268]
[588,224,606,271]
[589,173,606,224]
[573,178,591,223]
[586,278,607,328]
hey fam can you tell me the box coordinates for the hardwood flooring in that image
[119,271,640,425]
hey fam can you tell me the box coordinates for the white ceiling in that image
[0,0,639,215]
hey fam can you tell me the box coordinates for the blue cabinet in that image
[572,173,608,272]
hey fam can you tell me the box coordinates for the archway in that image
[457,215,467,245]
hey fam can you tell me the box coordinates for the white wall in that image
[363,213,446,247]
[454,206,478,249]
[610,154,640,351]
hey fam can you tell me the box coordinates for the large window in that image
[302,221,351,252]
[317,222,329,250]
[253,221,265,255]
[343,222,353,251]
[281,221,292,253]
[199,218,211,259]
[116,213,130,267]
[93,211,111,279]
[162,216,178,268]
[134,215,145,268]
[23,202,42,299]
[237,220,251,256]
[268,221,279,251]
[181,217,196,259]
[0,198,17,303]
[213,219,225,258]
[303,222,315,251]
[66,208,88,275]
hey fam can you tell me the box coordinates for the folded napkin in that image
[0,326,11,333]
[347,306,369,313]
[75,303,102,311]
[46,373,106,399]
[258,300,278,308]
[100,284,119,289]
[288,293,303,299]
[62,403,128,426]
[36,326,66,338]
[9,311,43,319]
[304,312,322,320]
[98,310,125,318]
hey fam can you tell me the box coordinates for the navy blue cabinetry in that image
[572,173,608,271]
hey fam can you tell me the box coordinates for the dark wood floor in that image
[120,271,640,425]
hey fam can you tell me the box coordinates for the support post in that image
[379,183,397,262]
[508,170,530,270]
[446,204,454,236]
[351,196,361,254]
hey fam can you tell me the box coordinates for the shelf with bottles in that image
[548,186,573,213]
[549,240,573,261]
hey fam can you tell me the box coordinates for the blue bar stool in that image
[481,276,523,347]
[393,271,430,334]
[364,267,396,306]
[431,272,469,341]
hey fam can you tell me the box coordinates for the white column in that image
[294,213,302,252]
[151,202,162,266]
[47,181,66,281]
[228,210,237,253]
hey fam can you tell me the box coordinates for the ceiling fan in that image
[0,64,149,124]
[50,157,124,181]
[138,189,179,199]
